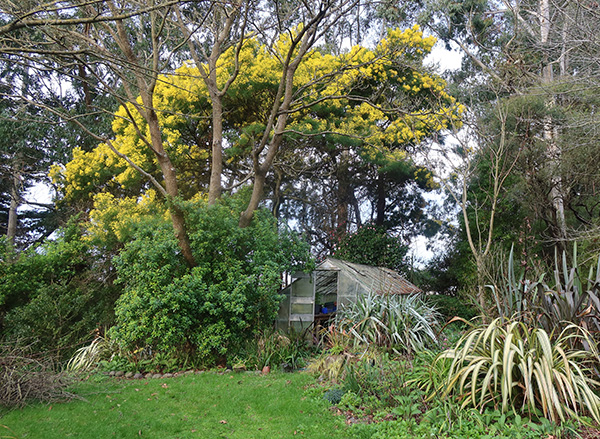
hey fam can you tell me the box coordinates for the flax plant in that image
[336,292,440,353]
[437,318,600,423]
[66,335,121,372]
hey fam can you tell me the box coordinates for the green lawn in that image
[0,371,350,439]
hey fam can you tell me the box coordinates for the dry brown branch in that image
[0,342,76,407]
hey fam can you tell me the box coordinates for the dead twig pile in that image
[0,342,75,407]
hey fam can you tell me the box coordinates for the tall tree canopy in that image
[49,26,463,254]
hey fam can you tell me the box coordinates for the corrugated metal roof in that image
[316,258,421,296]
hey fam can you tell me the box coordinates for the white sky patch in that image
[407,235,434,268]
[425,40,463,72]
[19,181,54,212]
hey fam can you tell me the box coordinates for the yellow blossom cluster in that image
[87,190,167,244]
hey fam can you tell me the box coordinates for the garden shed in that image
[276,258,421,332]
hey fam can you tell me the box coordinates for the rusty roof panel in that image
[316,258,421,296]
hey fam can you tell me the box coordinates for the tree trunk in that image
[208,96,223,204]
[375,173,386,226]
[476,258,487,322]
[111,8,197,267]
[239,168,267,228]
[174,1,245,206]
[272,168,283,219]
[239,101,292,228]
[146,107,196,267]
[6,170,20,246]
[239,7,330,227]
[336,152,351,238]
[351,190,362,228]
[540,0,568,245]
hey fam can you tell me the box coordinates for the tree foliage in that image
[51,26,463,255]
[422,0,600,277]
[334,224,408,273]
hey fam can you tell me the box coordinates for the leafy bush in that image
[323,388,345,405]
[487,244,600,338]
[240,329,311,370]
[538,247,600,337]
[0,222,118,359]
[310,349,416,415]
[338,390,362,411]
[317,323,355,354]
[343,352,410,411]
[354,404,573,439]
[307,352,355,383]
[111,195,312,365]
[66,332,126,373]
[437,318,600,423]
[335,292,440,353]
[484,244,557,328]
[408,349,452,399]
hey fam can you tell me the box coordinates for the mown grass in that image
[0,371,349,439]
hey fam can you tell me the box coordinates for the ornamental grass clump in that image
[336,292,440,353]
[437,318,600,423]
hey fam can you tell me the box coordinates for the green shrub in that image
[323,388,345,405]
[111,195,312,365]
[354,404,573,439]
[338,391,362,411]
[537,246,600,338]
[437,318,600,423]
[307,352,354,383]
[486,243,600,338]
[239,329,311,370]
[0,222,118,360]
[66,333,127,373]
[343,353,411,410]
[408,349,452,399]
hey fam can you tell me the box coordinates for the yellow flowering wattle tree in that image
[51,25,463,245]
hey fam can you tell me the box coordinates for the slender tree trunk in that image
[272,168,283,219]
[146,107,196,267]
[351,190,362,228]
[110,7,196,267]
[174,1,245,206]
[239,106,293,227]
[336,151,351,238]
[476,258,487,319]
[239,7,330,227]
[208,96,223,204]
[375,173,386,226]
[240,168,268,228]
[540,0,568,246]
[6,170,20,245]
[238,83,292,227]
